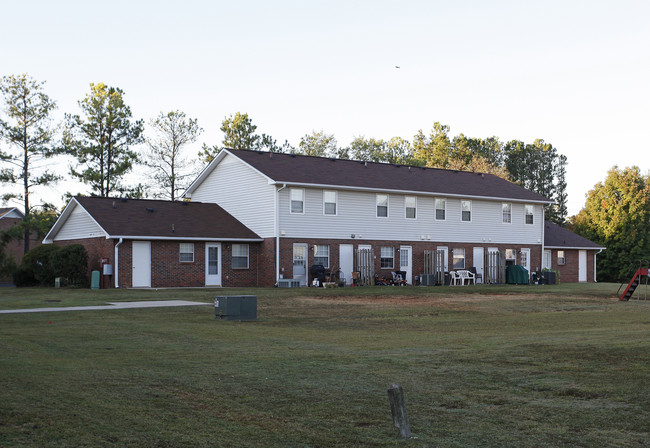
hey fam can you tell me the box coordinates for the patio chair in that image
[457,270,476,285]
[391,271,407,286]
[449,271,461,286]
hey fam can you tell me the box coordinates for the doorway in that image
[339,244,354,286]
[132,241,151,287]
[293,243,308,286]
[205,243,222,286]
[399,246,412,284]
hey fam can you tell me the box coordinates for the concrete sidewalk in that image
[0,300,211,314]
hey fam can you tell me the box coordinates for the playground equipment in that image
[619,260,649,301]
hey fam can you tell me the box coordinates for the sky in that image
[1,0,649,216]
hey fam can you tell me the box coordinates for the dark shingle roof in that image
[74,196,260,240]
[544,221,604,249]
[227,149,552,203]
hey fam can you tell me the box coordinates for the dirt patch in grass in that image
[296,294,546,306]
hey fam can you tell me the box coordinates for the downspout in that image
[595,248,603,283]
[275,184,287,285]
[541,205,546,271]
[114,238,123,288]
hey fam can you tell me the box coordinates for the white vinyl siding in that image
[52,205,105,241]
[279,189,544,245]
[189,153,275,237]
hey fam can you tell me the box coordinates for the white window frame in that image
[314,244,330,268]
[435,198,446,221]
[232,244,249,269]
[502,203,512,224]
[376,194,389,218]
[461,200,472,222]
[179,243,194,262]
[558,250,566,265]
[525,205,534,225]
[290,188,305,214]
[380,247,394,269]
[323,190,337,216]
[505,249,517,261]
[405,196,416,219]
[452,248,465,269]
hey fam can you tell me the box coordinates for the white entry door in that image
[339,244,354,286]
[293,243,308,286]
[399,246,412,284]
[520,248,531,280]
[132,241,151,288]
[473,247,484,283]
[205,243,222,286]
[437,246,449,272]
[579,250,587,282]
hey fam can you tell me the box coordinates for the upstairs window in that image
[405,196,416,219]
[461,200,472,222]
[376,194,389,218]
[323,190,337,215]
[525,205,534,224]
[502,203,512,223]
[179,243,194,262]
[232,244,249,269]
[290,188,304,214]
[435,198,446,220]
[314,245,330,268]
[380,247,394,268]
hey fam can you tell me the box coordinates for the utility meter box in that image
[215,295,257,321]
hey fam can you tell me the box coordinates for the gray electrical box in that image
[215,295,257,321]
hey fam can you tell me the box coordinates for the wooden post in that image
[387,383,411,438]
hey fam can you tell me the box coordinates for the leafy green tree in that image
[572,166,650,282]
[298,131,338,157]
[347,136,417,165]
[221,112,259,150]
[504,139,567,224]
[0,74,60,253]
[64,83,144,197]
[144,110,203,200]
[412,122,451,168]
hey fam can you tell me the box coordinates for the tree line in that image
[5,73,645,283]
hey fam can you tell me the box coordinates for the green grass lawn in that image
[0,284,648,447]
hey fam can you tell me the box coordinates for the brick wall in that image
[276,237,544,283]
[548,248,597,283]
[117,239,267,288]
[0,217,43,269]
[53,237,115,288]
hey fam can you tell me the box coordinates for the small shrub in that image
[54,245,89,287]
[12,266,38,287]
[20,245,61,286]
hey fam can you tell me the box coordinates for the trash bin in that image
[506,265,529,284]
[215,296,257,321]
[91,270,100,289]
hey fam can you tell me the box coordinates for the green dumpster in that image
[506,265,529,284]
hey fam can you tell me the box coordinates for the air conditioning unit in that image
[420,274,437,286]
[277,279,301,288]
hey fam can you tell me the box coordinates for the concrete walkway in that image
[0,300,212,314]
